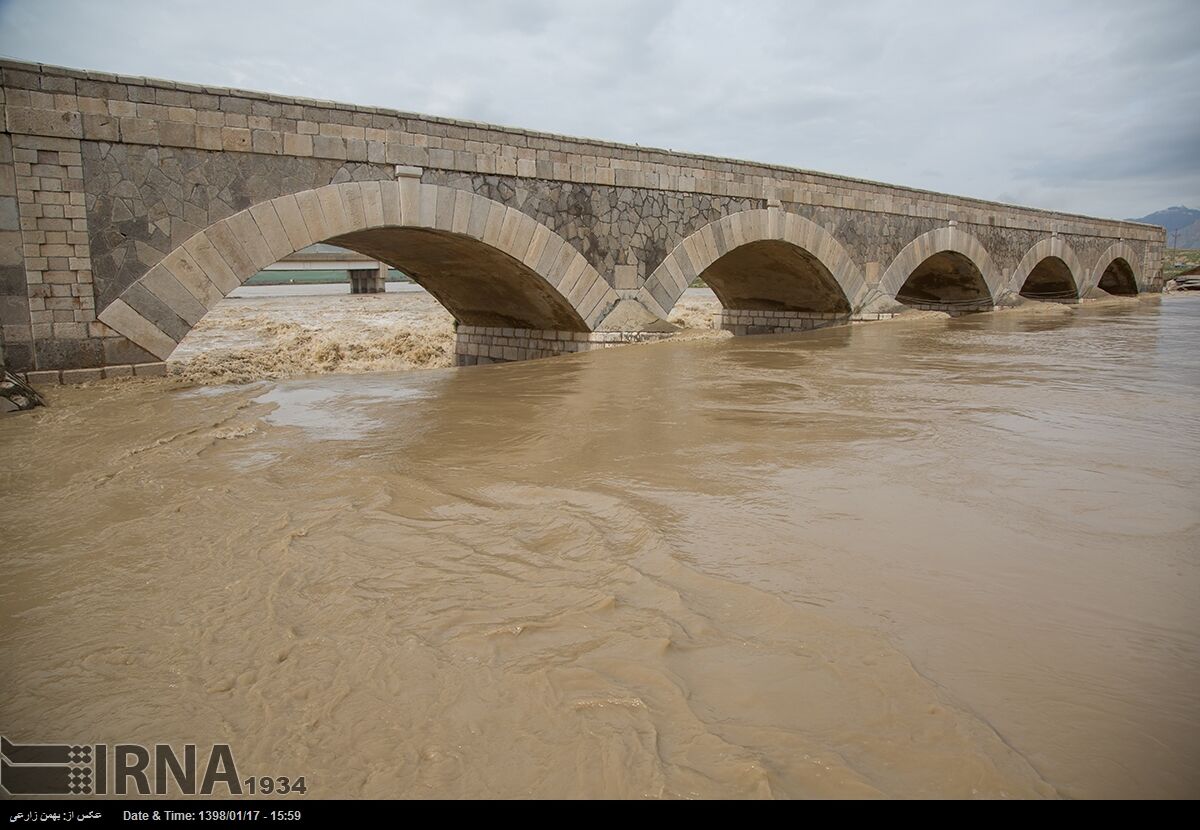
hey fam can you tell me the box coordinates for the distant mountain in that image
[1128,206,1200,249]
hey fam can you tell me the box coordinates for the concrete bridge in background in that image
[0,59,1166,379]
[264,246,391,294]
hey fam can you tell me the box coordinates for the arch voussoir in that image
[161,246,223,310]
[181,232,240,295]
[98,182,616,363]
[270,193,316,252]
[1087,241,1143,295]
[643,209,867,320]
[248,201,293,262]
[879,226,1003,307]
[1012,237,1084,298]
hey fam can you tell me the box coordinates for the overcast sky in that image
[1,0,1196,220]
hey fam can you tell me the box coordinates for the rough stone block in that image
[202,220,257,283]
[360,180,385,228]
[162,247,223,308]
[140,265,208,325]
[159,120,195,147]
[167,106,197,123]
[6,107,82,138]
[282,132,312,156]
[293,189,331,243]
[248,201,293,260]
[82,113,119,141]
[251,129,282,155]
[225,210,277,269]
[415,183,439,228]
[219,96,251,115]
[220,126,251,152]
[97,297,178,359]
[61,366,103,384]
[102,336,157,366]
[181,232,240,294]
[378,180,402,227]
[312,135,346,160]
[614,264,639,291]
[106,99,136,118]
[119,116,158,144]
[340,181,366,230]
[269,194,314,251]
[521,224,551,270]
[195,124,221,150]
[315,185,352,237]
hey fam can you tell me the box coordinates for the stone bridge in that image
[0,59,1165,378]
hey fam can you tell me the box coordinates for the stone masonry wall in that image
[0,132,30,370]
[428,171,761,290]
[0,58,1161,248]
[719,309,850,336]
[0,58,1167,373]
[454,325,673,366]
[81,143,390,313]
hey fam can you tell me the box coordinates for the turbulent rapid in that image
[165,285,730,386]
[2,292,1198,799]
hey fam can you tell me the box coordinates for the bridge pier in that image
[719,309,851,336]
[893,298,995,316]
[454,326,675,366]
[349,265,387,295]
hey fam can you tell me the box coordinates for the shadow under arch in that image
[640,209,868,318]
[1089,242,1142,296]
[97,181,620,360]
[879,226,1003,314]
[1012,237,1084,302]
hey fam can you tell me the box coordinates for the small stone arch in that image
[96,181,619,360]
[1011,236,1085,300]
[879,226,1004,309]
[1087,242,1143,296]
[639,208,868,318]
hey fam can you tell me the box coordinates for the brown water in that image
[2,296,1198,799]
[166,285,725,386]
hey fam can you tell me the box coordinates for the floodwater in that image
[167,285,724,385]
[1,295,1198,799]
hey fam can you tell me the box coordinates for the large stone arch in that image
[639,208,869,318]
[1011,236,1085,300]
[1087,241,1143,296]
[96,181,620,360]
[879,226,1004,308]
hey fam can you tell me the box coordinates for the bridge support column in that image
[349,264,387,294]
[454,326,675,366]
[893,298,994,316]
[719,309,851,336]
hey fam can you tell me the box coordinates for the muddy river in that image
[2,292,1197,798]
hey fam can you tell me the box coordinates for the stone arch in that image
[96,181,619,360]
[639,208,868,318]
[1011,236,1084,300]
[1088,242,1142,296]
[879,226,1003,310]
